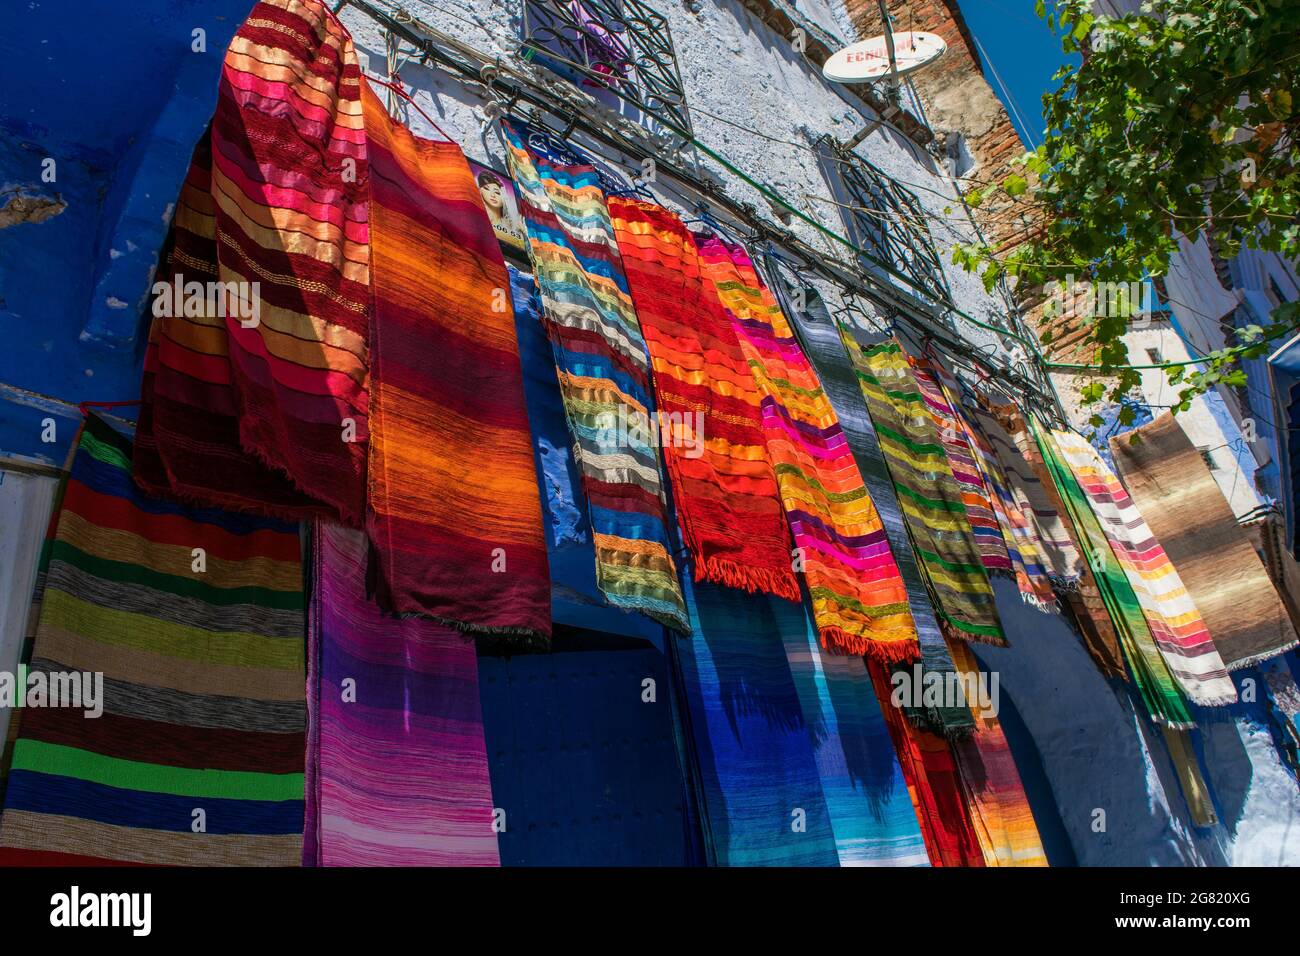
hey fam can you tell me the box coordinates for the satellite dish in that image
[823,31,947,84]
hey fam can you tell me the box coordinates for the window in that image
[815,136,949,306]
[1199,448,1219,472]
[520,0,692,139]
[1145,347,1162,364]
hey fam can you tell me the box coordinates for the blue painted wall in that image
[0,1,254,466]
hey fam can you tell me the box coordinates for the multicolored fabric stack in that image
[503,122,688,632]
[362,85,549,642]
[1050,429,1237,707]
[696,237,918,662]
[847,337,1004,646]
[135,0,371,525]
[607,197,799,601]
[0,415,306,865]
[305,522,499,866]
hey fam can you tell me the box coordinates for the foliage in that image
[952,0,1300,413]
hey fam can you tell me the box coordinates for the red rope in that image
[77,400,141,416]
[366,74,455,143]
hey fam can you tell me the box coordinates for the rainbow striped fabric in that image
[305,522,499,866]
[0,415,305,865]
[1050,430,1237,707]
[607,198,800,602]
[1033,424,1195,726]
[694,237,918,662]
[908,357,1011,576]
[945,639,1048,867]
[135,0,370,525]
[362,85,549,642]
[503,122,688,632]
[847,338,1004,646]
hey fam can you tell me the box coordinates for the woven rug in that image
[944,639,1048,866]
[908,357,1011,576]
[361,86,549,643]
[0,415,305,865]
[135,0,370,525]
[768,276,971,734]
[847,338,1004,646]
[695,237,917,662]
[608,198,799,601]
[987,402,1127,678]
[503,122,688,632]
[1033,424,1195,727]
[671,578,840,866]
[779,602,930,865]
[305,521,499,866]
[1111,413,1298,670]
[864,660,986,866]
[1051,429,1237,707]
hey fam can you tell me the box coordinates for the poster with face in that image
[469,159,527,256]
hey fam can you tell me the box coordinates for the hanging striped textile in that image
[0,415,305,865]
[986,402,1127,678]
[864,660,986,866]
[607,197,799,601]
[953,401,1059,611]
[1050,429,1237,707]
[502,122,688,632]
[361,85,549,642]
[1032,423,1195,727]
[305,521,499,866]
[1111,413,1298,670]
[672,578,840,866]
[768,275,971,734]
[908,357,1012,576]
[694,237,918,662]
[944,639,1048,866]
[779,606,930,865]
[847,337,1004,646]
[135,0,370,525]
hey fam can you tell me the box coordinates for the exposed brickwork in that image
[843,0,1095,365]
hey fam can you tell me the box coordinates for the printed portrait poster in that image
[469,159,528,257]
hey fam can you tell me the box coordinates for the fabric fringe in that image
[695,555,803,604]
[819,626,920,665]
[1224,641,1300,671]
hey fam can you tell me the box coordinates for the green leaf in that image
[1003,174,1029,197]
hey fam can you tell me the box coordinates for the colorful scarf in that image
[954,401,1060,611]
[1050,429,1237,706]
[607,198,798,601]
[779,607,930,865]
[362,87,549,642]
[0,415,305,865]
[1033,423,1195,727]
[908,357,1012,576]
[944,639,1048,866]
[989,402,1127,678]
[135,0,370,525]
[503,122,688,632]
[1111,413,1298,670]
[305,521,499,866]
[864,660,986,866]
[695,238,917,662]
[847,338,1004,646]
[671,578,840,866]
[769,277,971,734]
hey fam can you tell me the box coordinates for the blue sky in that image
[951,0,1081,149]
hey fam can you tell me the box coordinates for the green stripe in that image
[772,462,869,505]
[49,541,302,611]
[41,589,303,671]
[78,430,133,474]
[11,740,303,802]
